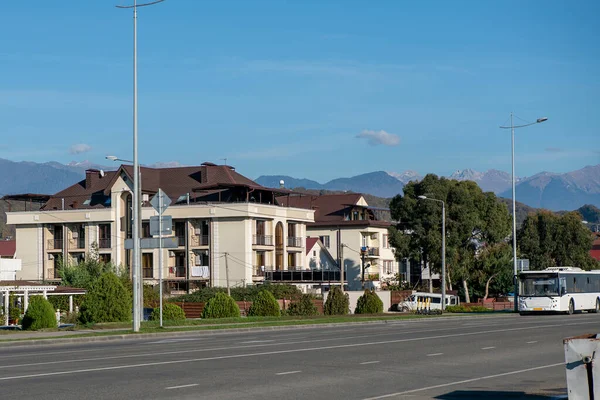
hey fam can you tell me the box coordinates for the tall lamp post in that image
[418,195,445,312]
[116,0,164,332]
[106,155,144,329]
[500,114,547,312]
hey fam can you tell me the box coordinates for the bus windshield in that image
[520,274,559,297]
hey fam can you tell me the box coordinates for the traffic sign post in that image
[150,189,171,328]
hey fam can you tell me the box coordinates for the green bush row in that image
[445,305,493,313]
[169,283,302,303]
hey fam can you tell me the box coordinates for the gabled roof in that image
[277,193,391,228]
[41,163,274,211]
[306,237,319,255]
[0,240,16,258]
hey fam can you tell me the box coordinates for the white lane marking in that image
[0,319,595,373]
[362,362,564,399]
[481,346,495,350]
[527,341,538,344]
[427,353,443,357]
[166,384,199,390]
[241,340,275,344]
[360,361,380,365]
[276,371,301,375]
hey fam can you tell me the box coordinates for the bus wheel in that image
[593,299,600,314]
[568,300,575,315]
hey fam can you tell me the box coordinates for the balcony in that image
[98,238,112,249]
[287,237,302,248]
[265,269,341,282]
[253,265,273,276]
[69,238,86,250]
[46,268,60,280]
[253,235,273,246]
[168,266,186,278]
[47,239,63,250]
[365,247,380,257]
[190,234,209,246]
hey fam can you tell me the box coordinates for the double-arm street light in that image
[418,195,445,312]
[500,114,548,312]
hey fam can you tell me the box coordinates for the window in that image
[287,253,296,268]
[383,260,394,274]
[256,220,266,236]
[99,254,111,263]
[319,235,330,248]
[142,253,153,278]
[362,235,368,248]
[313,250,316,257]
[383,234,389,249]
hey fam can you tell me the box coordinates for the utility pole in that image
[224,252,230,296]
[340,243,344,293]
[361,248,366,290]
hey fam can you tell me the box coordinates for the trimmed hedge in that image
[247,290,280,317]
[286,294,319,316]
[446,305,493,313]
[354,290,384,314]
[21,296,56,330]
[150,303,186,321]
[201,293,241,319]
[323,287,349,315]
[79,272,132,324]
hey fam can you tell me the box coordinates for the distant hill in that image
[498,165,600,211]
[0,158,84,196]
[257,171,404,198]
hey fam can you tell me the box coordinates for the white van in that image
[397,292,460,312]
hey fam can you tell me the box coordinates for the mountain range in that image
[0,158,598,211]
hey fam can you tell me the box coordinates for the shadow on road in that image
[435,389,566,399]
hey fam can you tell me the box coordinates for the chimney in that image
[85,169,101,189]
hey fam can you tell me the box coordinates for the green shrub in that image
[323,287,349,315]
[79,272,132,324]
[468,305,493,312]
[201,293,241,319]
[21,296,56,330]
[445,305,468,313]
[170,284,302,303]
[150,303,186,321]
[286,294,319,316]
[354,289,384,314]
[247,290,280,317]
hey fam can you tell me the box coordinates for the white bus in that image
[518,267,600,315]
[397,292,460,312]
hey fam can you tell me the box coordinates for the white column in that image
[23,290,29,313]
[3,292,8,326]
[43,290,48,299]
[69,295,73,313]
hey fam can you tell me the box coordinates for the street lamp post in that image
[106,155,144,329]
[116,0,164,332]
[500,114,547,312]
[418,196,445,312]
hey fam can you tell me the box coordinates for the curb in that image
[0,313,517,348]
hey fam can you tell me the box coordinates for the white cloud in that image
[69,143,92,155]
[356,130,400,146]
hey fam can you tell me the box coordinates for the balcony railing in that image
[98,238,112,249]
[253,265,273,276]
[68,238,86,250]
[253,235,273,246]
[168,266,186,278]
[190,234,209,246]
[366,247,380,256]
[265,269,341,282]
[177,236,186,247]
[287,237,302,248]
[47,239,63,250]
[46,268,60,280]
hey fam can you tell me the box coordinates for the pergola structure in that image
[1,281,86,326]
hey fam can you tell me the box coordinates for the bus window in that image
[451,297,457,305]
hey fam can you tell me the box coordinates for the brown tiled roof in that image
[41,163,269,210]
[0,240,15,257]
[277,193,389,227]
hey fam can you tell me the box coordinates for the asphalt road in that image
[1,313,598,399]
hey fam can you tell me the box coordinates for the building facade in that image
[6,163,314,294]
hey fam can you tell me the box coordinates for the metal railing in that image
[190,234,209,246]
[253,235,273,246]
[287,236,302,247]
[168,266,186,278]
[47,239,63,250]
[253,265,273,276]
[68,238,86,250]
[265,269,341,282]
[367,247,380,256]
[98,238,112,249]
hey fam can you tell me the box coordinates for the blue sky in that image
[1,0,598,182]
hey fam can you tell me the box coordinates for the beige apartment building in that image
[6,163,314,294]
[278,193,397,291]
